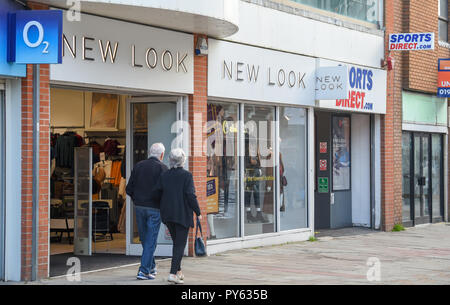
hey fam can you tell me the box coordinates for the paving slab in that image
[10,223,450,285]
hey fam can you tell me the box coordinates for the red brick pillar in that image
[188,35,208,256]
[381,0,397,231]
[21,1,51,281]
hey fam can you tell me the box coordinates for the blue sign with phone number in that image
[8,10,62,64]
[437,88,450,98]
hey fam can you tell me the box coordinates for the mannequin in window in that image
[244,133,266,223]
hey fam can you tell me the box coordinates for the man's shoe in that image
[168,274,184,284]
[137,271,155,280]
[150,268,157,276]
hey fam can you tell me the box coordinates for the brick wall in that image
[188,35,208,256]
[21,1,50,281]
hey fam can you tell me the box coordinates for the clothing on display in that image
[54,131,84,169]
[104,139,121,157]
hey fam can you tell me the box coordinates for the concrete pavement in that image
[21,223,450,285]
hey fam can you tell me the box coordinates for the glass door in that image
[431,134,444,222]
[413,134,431,225]
[126,97,185,257]
[402,132,413,226]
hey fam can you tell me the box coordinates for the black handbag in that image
[195,217,206,257]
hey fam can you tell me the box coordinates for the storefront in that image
[48,11,193,260]
[401,91,447,226]
[315,61,386,230]
[206,39,316,253]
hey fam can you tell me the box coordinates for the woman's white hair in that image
[169,148,186,168]
[149,143,165,158]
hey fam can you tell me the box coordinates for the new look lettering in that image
[62,34,189,73]
[222,60,306,89]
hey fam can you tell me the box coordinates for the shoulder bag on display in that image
[195,217,206,257]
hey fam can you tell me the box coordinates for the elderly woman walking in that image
[151,148,202,284]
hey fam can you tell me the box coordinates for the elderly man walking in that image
[126,143,168,280]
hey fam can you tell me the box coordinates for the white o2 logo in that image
[23,20,49,54]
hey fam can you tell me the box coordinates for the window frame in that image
[439,0,448,42]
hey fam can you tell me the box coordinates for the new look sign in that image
[8,10,62,64]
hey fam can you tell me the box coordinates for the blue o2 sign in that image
[8,10,62,64]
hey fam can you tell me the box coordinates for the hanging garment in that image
[55,132,79,168]
[118,177,126,199]
[110,160,123,187]
[104,139,120,157]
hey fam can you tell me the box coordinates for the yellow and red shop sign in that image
[437,59,450,97]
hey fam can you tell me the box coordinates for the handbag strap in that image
[196,217,203,237]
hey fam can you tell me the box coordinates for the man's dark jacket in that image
[126,157,168,209]
[151,167,201,228]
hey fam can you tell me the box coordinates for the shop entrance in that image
[402,132,444,226]
[49,88,185,273]
[314,111,373,230]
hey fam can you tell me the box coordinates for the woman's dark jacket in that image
[151,167,201,228]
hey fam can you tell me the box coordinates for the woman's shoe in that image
[168,273,184,284]
[177,271,185,281]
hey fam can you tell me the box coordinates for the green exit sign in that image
[318,177,329,193]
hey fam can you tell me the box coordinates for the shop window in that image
[431,134,444,220]
[279,107,308,230]
[244,105,276,236]
[206,102,240,240]
[402,132,412,223]
[332,116,351,191]
[288,0,381,25]
[439,0,448,42]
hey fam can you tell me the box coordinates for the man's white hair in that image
[149,143,165,158]
[169,148,186,168]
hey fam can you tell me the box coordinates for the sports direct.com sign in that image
[316,62,387,114]
[389,33,434,51]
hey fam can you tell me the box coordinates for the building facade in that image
[385,0,449,229]
[0,0,446,282]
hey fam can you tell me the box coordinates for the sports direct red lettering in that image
[355,92,361,108]
[335,91,366,109]
[350,91,356,108]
